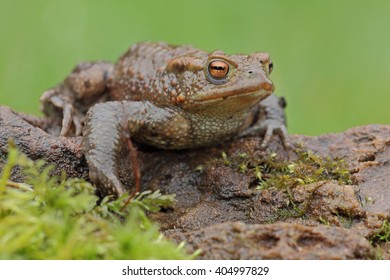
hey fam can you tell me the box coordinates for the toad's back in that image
[108,42,204,104]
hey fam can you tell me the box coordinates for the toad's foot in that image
[40,89,83,136]
[239,94,291,148]
[40,61,114,136]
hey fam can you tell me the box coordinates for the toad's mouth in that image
[192,82,274,103]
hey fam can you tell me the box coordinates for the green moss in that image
[217,147,351,191]
[273,206,305,221]
[0,144,190,260]
[318,216,331,226]
[215,147,352,222]
[369,220,390,259]
[370,220,390,243]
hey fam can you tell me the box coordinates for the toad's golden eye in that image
[208,60,229,79]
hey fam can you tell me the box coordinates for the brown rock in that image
[295,125,390,215]
[201,164,254,199]
[0,106,87,180]
[167,222,374,259]
[292,181,365,226]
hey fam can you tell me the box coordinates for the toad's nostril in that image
[248,70,254,74]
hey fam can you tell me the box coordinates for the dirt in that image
[0,105,389,259]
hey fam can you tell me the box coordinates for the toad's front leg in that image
[239,94,290,148]
[82,101,187,197]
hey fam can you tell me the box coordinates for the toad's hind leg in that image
[41,61,113,136]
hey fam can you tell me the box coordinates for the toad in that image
[40,42,289,197]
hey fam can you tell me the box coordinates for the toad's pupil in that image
[209,61,229,79]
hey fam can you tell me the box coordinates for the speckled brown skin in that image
[41,42,288,196]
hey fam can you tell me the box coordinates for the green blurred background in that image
[0,0,389,135]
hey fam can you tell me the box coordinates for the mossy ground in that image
[370,221,390,244]
[218,147,351,190]
[0,144,191,260]
[209,147,353,222]
[1,143,388,259]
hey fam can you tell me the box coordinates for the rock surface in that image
[0,106,389,259]
[167,222,374,259]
